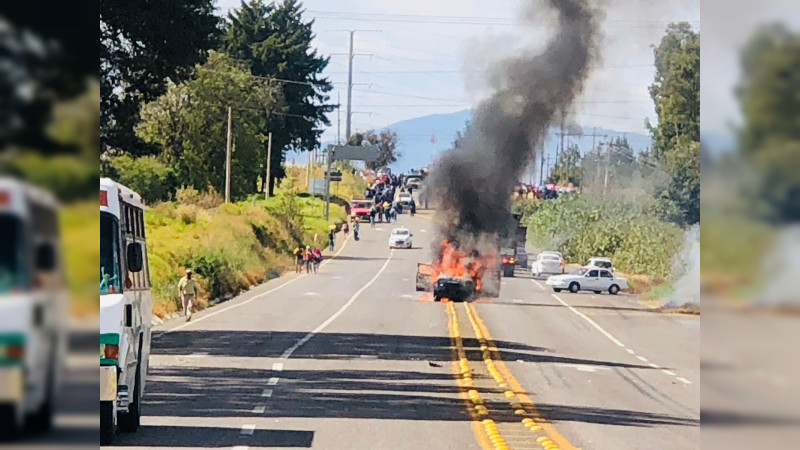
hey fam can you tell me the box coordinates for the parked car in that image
[538,251,565,273]
[531,253,563,278]
[584,257,613,272]
[397,192,412,207]
[546,268,629,295]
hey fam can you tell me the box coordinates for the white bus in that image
[100,178,152,444]
[0,177,65,439]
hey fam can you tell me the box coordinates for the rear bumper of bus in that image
[100,366,117,401]
[0,367,23,402]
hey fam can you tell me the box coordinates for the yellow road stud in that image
[504,391,515,398]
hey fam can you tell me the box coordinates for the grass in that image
[61,201,98,317]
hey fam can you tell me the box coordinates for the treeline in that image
[100,0,332,203]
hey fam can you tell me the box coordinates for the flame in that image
[429,240,497,294]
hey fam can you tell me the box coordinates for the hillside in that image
[380,109,652,174]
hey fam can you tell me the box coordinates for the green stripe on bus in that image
[0,359,23,367]
[100,358,118,366]
[0,334,25,346]
[100,333,119,345]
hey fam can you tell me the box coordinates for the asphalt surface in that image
[103,210,699,449]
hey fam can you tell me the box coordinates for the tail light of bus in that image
[0,344,24,361]
[502,257,509,264]
[0,191,9,206]
[102,344,119,361]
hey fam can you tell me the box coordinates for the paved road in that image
[105,211,699,449]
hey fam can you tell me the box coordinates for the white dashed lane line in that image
[261,389,273,398]
[532,280,694,386]
[251,405,266,414]
[240,424,255,435]
[268,377,279,385]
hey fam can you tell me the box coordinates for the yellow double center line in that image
[450,302,578,450]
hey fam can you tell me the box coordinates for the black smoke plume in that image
[428,0,600,243]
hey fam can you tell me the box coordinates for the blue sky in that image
[217,0,700,143]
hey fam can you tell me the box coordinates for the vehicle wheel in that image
[433,296,441,302]
[569,283,580,294]
[27,368,54,432]
[553,288,562,293]
[118,360,142,432]
[0,404,20,440]
[609,285,620,295]
[100,401,115,445]
[593,290,601,295]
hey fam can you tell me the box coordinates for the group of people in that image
[293,245,324,274]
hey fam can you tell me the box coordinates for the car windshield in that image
[570,268,588,276]
[353,202,369,209]
[392,229,409,235]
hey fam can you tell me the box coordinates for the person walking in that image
[343,222,350,238]
[354,221,360,241]
[369,206,376,227]
[293,246,304,273]
[177,269,197,322]
[328,229,335,252]
[409,197,416,216]
[313,247,323,272]
[303,246,313,273]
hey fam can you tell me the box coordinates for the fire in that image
[430,240,496,294]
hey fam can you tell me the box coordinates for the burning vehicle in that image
[416,241,501,301]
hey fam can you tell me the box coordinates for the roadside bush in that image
[8,153,97,202]
[176,185,224,209]
[526,195,683,277]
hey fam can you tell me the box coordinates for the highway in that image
[105,211,699,450]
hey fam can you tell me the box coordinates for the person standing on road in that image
[409,197,416,216]
[369,206,376,227]
[178,269,197,322]
[328,229,335,252]
[353,221,360,241]
[313,247,322,272]
[343,222,349,238]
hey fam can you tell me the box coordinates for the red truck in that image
[350,199,372,222]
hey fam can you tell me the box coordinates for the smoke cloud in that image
[666,224,700,308]
[428,0,601,244]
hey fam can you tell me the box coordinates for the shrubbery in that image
[105,154,176,203]
[525,195,683,278]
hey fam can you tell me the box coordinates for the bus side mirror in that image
[127,242,144,273]
[35,244,56,271]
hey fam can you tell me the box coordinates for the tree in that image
[346,130,400,170]
[136,51,281,199]
[548,144,582,187]
[220,0,334,194]
[736,24,800,222]
[100,0,219,155]
[647,22,700,225]
[1,3,98,152]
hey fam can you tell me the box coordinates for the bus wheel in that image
[0,405,20,440]
[27,369,54,432]
[119,362,142,432]
[100,401,115,445]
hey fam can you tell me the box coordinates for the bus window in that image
[0,214,28,292]
[100,213,122,294]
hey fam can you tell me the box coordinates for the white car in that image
[546,267,629,295]
[389,228,413,249]
[531,253,564,278]
[585,257,614,272]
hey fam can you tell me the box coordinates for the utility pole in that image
[346,31,354,140]
[265,132,272,199]
[604,140,611,196]
[306,147,311,190]
[539,140,545,185]
[558,110,566,164]
[324,145,333,220]
[225,106,232,203]
[337,92,341,144]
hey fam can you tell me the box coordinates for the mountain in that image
[376,109,652,174]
